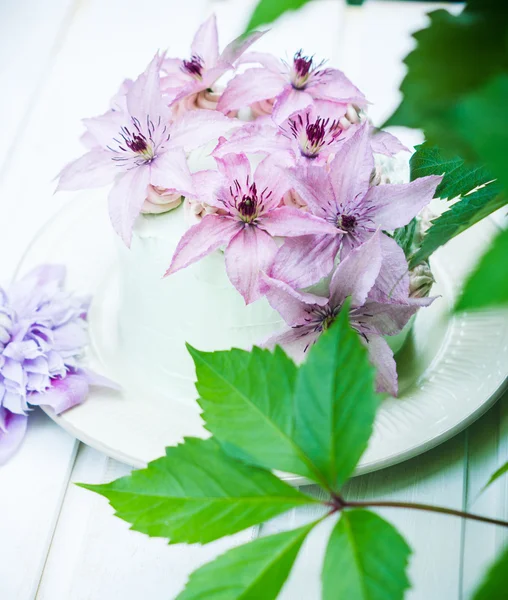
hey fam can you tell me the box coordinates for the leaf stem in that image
[342,499,508,528]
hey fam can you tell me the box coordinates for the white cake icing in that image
[116,207,286,399]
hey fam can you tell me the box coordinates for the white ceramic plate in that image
[15,194,508,484]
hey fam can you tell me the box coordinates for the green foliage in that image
[386,7,508,183]
[409,144,493,201]
[177,522,317,599]
[455,228,508,312]
[409,182,504,268]
[481,460,508,493]
[322,510,412,600]
[81,437,317,544]
[188,344,321,485]
[244,0,312,32]
[452,74,508,193]
[292,301,379,491]
[473,545,508,600]
[393,218,417,258]
[190,300,379,493]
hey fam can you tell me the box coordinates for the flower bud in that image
[409,262,434,299]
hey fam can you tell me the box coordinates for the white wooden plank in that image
[0,410,78,600]
[462,393,508,597]
[0,0,75,172]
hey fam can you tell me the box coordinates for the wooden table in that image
[1,1,506,598]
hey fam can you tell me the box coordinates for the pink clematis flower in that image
[263,232,429,396]
[162,14,264,110]
[213,107,408,169]
[165,153,339,304]
[269,124,442,289]
[57,54,237,245]
[218,50,367,123]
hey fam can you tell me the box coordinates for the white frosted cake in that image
[116,208,286,397]
[58,16,440,398]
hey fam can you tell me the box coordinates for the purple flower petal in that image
[57,149,115,191]
[329,231,383,308]
[364,175,442,230]
[219,30,265,66]
[30,373,90,414]
[191,14,219,66]
[328,123,374,209]
[108,166,151,246]
[269,234,341,289]
[261,207,338,237]
[225,226,278,304]
[166,214,241,276]
[218,68,285,114]
[0,408,28,465]
[271,86,314,124]
[363,335,398,396]
[169,109,238,152]
[261,274,327,326]
[150,148,194,196]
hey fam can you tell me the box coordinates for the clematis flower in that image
[165,153,339,304]
[269,124,442,289]
[213,107,407,169]
[262,232,428,395]
[218,50,367,123]
[0,265,118,464]
[57,54,237,245]
[161,14,264,111]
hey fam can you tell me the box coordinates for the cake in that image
[57,15,442,398]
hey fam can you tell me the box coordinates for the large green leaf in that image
[80,437,318,544]
[322,510,412,600]
[293,302,380,491]
[409,182,504,268]
[245,0,312,32]
[177,522,316,599]
[455,228,508,312]
[473,544,508,600]
[386,8,508,163]
[409,144,493,200]
[189,344,325,486]
[453,75,508,193]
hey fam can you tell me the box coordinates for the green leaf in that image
[293,301,380,491]
[409,144,493,200]
[322,509,411,600]
[177,522,316,599]
[189,344,325,485]
[455,228,508,312]
[387,8,508,151]
[472,544,508,600]
[393,218,417,258]
[481,460,508,493]
[453,75,508,193]
[245,0,312,32]
[408,182,504,268]
[80,437,317,544]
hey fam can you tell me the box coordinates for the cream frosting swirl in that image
[141,185,183,214]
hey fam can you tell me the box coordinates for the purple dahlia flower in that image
[0,265,117,464]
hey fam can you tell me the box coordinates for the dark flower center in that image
[238,196,257,218]
[182,54,204,79]
[110,116,160,164]
[288,114,343,158]
[291,50,325,90]
[337,214,357,232]
[126,133,149,153]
